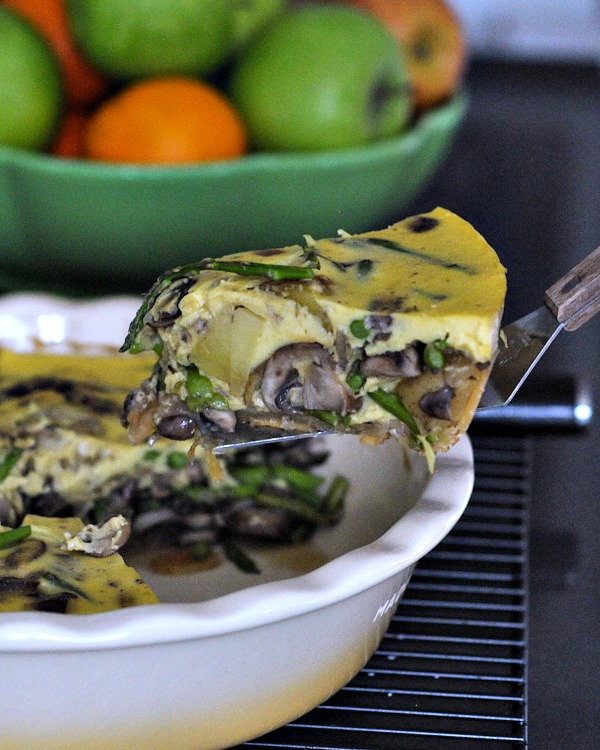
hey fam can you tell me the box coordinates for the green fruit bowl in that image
[0,94,466,297]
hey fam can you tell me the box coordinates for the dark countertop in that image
[405,58,600,749]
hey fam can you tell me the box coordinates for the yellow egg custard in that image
[121,208,506,461]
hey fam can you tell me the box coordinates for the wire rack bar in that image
[244,434,530,750]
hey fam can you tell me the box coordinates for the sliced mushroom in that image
[360,345,422,378]
[146,276,195,329]
[0,498,21,527]
[122,378,160,443]
[260,343,354,414]
[222,502,292,540]
[62,515,131,557]
[157,414,196,440]
[260,344,306,410]
[132,507,178,535]
[302,361,348,411]
[3,539,46,569]
[274,370,301,410]
[419,385,455,421]
[202,407,237,433]
[364,314,393,341]
[333,330,352,370]
[153,393,198,440]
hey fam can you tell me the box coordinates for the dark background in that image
[403,58,600,749]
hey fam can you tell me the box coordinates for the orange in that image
[84,77,248,165]
[3,0,109,107]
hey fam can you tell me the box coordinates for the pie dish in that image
[0,293,474,750]
[0,95,466,297]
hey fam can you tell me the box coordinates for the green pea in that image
[423,344,444,370]
[186,367,221,411]
[186,367,214,399]
[346,370,365,392]
[208,393,229,410]
[349,318,369,339]
[423,339,448,371]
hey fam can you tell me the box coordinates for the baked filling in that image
[0,515,159,614]
[121,208,506,463]
[0,350,345,581]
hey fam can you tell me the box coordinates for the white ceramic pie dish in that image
[0,293,474,750]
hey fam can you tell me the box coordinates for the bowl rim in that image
[0,293,474,653]
[0,94,467,179]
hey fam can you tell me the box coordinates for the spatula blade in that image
[211,424,332,454]
[477,304,563,410]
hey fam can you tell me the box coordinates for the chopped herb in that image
[0,446,22,483]
[364,237,476,274]
[41,572,90,600]
[271,464,325,498]
[167,451,189,469]
[207,259,315,281]
[191,540,213,562]
[356,259,373,276]
[221,538,260,574]
[185,367,228,411]
[323,475,349,516]
[255,491,329,525]
[0,525,31,550]
[368,389,420,434]
[306,410,350,427]
[143,449,161,462]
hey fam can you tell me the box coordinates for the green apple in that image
[229,5,412,151]
[230,0,286,50]
[0,7,63,150]
[66,0,234,79]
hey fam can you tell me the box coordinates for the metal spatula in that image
[212,243,600,452]
[478,242,600,409]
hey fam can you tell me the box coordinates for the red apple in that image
[338,0,466,110]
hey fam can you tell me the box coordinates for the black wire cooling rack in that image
[243,433,530,750]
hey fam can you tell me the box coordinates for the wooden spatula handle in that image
[544,244,600,331]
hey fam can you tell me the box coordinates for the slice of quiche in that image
[0,515,159,614]
[121,208,507,459]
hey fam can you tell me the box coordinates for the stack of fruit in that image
[0,0,465,165]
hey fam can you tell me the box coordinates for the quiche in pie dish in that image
[0,515,159,613]
[121,208,506,460]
